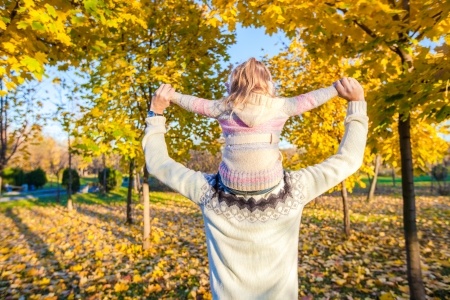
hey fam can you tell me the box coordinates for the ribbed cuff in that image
[347,101,367,115]
[146,115,166,125]
[145,116,167,135]
[171,92,183,102]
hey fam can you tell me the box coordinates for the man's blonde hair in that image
[225,57,275,108]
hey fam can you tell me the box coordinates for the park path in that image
[0,188,73,202]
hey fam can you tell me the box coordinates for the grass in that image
[0,187,184,212]
[360,175,450,186]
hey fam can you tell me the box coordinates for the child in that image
[170,57,339,194]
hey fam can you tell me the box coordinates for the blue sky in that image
[227,25,289,64]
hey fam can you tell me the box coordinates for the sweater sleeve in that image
[171,92,223,119]
[294,101,368,202]
[282,86,338,116]
[142,116,209,205]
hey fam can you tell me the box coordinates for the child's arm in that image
[282,86,338,116]
[290,78,367,204]
[171,92,223,118]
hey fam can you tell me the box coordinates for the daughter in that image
[170,57,339,194]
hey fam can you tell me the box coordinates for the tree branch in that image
[0,1,20,39]
[324,2,378,39]
[416,11,443,41]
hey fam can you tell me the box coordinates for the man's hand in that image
[334,77,364,101]
[150,84,174,114]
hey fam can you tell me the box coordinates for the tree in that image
[25,167,47,189]
[62,168,80,194]
[1,167,25,187]
[74,0,233,249]
[0,82,43,195]
[126,159,135,224]
[97,168,122,192]
[209,1,450,297]
[1,0,148,92]
[1,0,145,198]
[367,154,382,202]
[431,164,449,195]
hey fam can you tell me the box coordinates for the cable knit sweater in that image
[142,101,368,299]
[171,86,338,192]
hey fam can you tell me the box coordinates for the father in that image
[142,78,367,299]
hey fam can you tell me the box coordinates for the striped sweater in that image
[171,86,338,192]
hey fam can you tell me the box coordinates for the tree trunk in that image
[56,173,60,203]
[126,159,134,225]
[392,168,396,187]
[0,175,3,197]
[430,170,434,194]
[136,171,142,197]
[398,115,426,299]
[143,166,151,250]
[341,180,350,237]
[102,154,107,196]
[133,169,139,193]
[367,154,382,202]
[67,138,73,211]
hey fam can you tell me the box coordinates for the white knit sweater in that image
[142,101,368,299]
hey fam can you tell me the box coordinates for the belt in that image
[225,133,280,145]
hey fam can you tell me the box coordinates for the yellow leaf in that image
[38,277,51,285]
[95,251,104,259]
[146,283,162,293]
[114,282,129,292]
[334,278,347,286]
[71,264,83,271]
[379,292,396,300]
[133,274,142,283]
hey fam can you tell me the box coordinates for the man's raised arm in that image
[142,84,209,204]
[294,78,369,202]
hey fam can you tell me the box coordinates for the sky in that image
[227,25,289,64]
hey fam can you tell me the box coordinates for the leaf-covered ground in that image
[0,192,449,299]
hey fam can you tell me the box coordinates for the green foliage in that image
[2,167,26,186]
[25,168,47,189]
[98,168,122,192]
[62,168,81,193]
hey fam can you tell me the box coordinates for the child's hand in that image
[334,77,364,101]
[151,84,174,114]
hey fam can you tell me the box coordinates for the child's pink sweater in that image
[171,86,338,192]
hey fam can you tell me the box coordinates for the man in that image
[142,78,367,299]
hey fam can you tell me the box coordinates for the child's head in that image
[226,57,275,107]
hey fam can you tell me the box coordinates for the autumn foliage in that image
[1,0,449,299]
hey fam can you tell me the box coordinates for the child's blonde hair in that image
[225,57,275,107]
